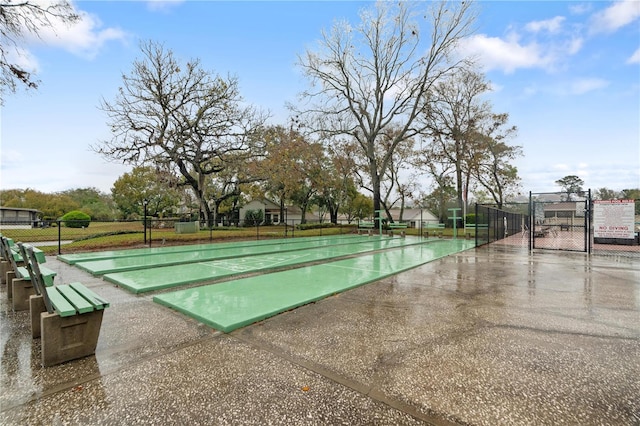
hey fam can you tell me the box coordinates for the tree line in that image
[91,2,522,225]
[2,2,637,224]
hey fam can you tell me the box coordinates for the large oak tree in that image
[96,41,267,226]
[294,1,475,225]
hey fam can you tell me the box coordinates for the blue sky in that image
[1,0,639,197]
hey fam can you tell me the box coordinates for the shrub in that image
[61,210,91,228]
[243,209,264,226]
[297,222,335,231]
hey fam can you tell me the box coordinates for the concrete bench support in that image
[12,276,35,311]
[0,259,10,285]
[5,269,17,299]
[30,294,47,338]
[40,308,105,367]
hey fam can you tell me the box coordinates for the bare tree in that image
[95,41,267,226]
[379,129,417,222]
[420,68,521,212]
[294,1,476,225]
[470,114,521,208]
[420,67,489,211]
[0,0,78,102]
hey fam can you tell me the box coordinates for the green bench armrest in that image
[11,250,22,263]
[32,247,45,264]
[16,266,30,280]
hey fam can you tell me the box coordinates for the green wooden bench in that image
[25,245,110,367]
[425,223,445,229]
[464,224,477,238]
[389,222,408,229]
[0,235,13,284]
[388,222,408,237]
[358,221,376,235]
[424,223,445,237]
[2,239,56,310]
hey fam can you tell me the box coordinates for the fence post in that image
[58,220,62,255]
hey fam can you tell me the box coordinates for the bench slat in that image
[69,282,110,310]
[45,287,78,317]
[56,284,95,314]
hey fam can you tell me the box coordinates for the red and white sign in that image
[593,199,635,239]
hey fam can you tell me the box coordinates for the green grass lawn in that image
[1,222,358,254]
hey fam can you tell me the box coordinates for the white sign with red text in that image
[593,199,635,239]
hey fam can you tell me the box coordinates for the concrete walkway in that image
[1,244,639,425]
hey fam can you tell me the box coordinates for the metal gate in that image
[475,193,638,256]
[529,191,591,253]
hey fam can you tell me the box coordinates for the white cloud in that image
[5,46,39,74]
[146,0,186,13]
[570,78,610,95]
[569,3,593,16]
[34,10,127,59]
[565,37,584,56]
[589,0,640,34]
[459,11,587,75]
[459,34,549,74]
[628,47,640,64]
[525,16,565,34]
[0,148,24,165]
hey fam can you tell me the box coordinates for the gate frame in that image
[528,190,592,253]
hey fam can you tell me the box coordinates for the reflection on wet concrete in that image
[1,244,639,425]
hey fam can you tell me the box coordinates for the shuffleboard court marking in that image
[73,235,377,275]
[103,236,436,293]
[58,234,367,265]
[153,239,475,332]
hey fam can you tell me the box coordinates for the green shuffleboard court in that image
[74,235,376,276]
[57,235,361,265]
[103,236,434,293]
[154,239,474,332]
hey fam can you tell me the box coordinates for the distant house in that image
[543,202,585,224]
[388,208,439,229]
[238,198,321,226]
[239,198,281,225]
[0,207,40,227]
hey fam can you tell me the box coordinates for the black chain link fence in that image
[0,218,356,254]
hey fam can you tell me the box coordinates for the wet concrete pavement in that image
[1,244,639,425]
